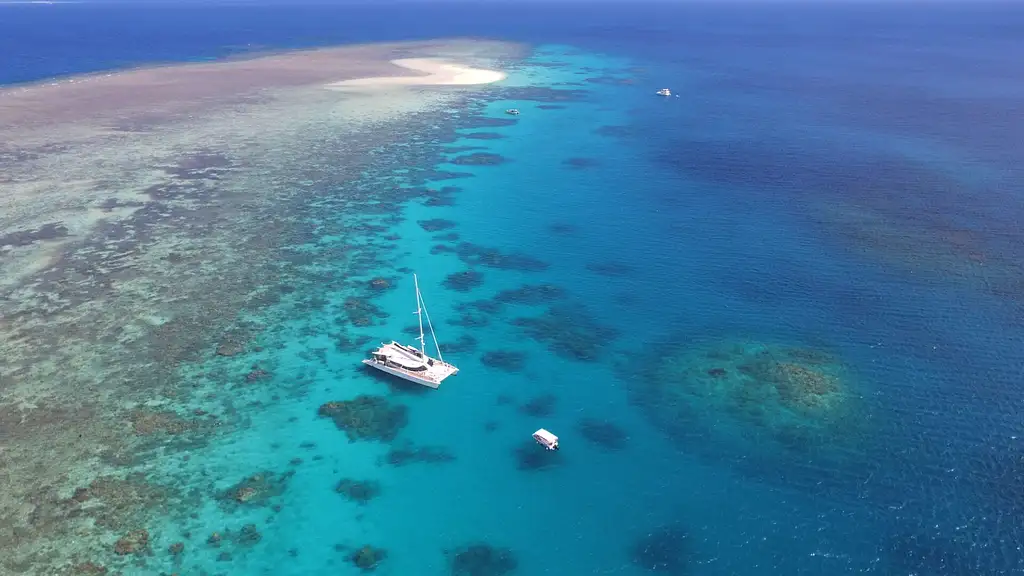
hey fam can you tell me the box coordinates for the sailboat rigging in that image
[361,273,459,389]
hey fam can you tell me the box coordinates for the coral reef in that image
[519,394,557,417]
[113,529,149,555]
[343,297,389,328]
[624,338,867,489]
[562,157,600,169]
[443,270,485,292]
[447,543,518,576]
[493,284,565,306]
[547,222,576,235]
[335,479,381,505]
[455,242,549,272]
[577,418,628,451]
[498,86,589,102]
[382,442,456,466]
[463,132,505,140]
[349,545,387,572]
[218,470,293,509]
[511,305,619,361]
[513,442,562,471]
[318,396,408,442]
[418,218,458,232]
[442,334,478,354]
[450,152,507,166]
[629,522,692,574]
[481,350,527,372]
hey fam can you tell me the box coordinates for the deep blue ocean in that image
[3,1,1024,575]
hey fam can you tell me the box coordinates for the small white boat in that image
[505,108,520,116]
[656,88,672,97]
[533,428,559,451]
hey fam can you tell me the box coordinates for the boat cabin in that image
[532,428,559,451]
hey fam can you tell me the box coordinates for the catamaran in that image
[361,274,459,389]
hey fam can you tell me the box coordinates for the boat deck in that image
[363,341,458,385]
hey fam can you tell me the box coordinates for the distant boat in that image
[362,274,459,389]
[505,108,520,116]
[533,428,559,451]
[655,88,672,97]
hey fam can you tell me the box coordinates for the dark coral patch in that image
[481,350,527,373]
[0,222,69,248]
[547,222,576,235]
[513,443,562,472]
[451,153,507,166]
[443,270,485,293]
[447,312,490,328]
[349,545,387,572]
[629,523,692,574]
[537,104,566,110]
[463,117,517,129]
[511,305,619,362]
[318,396,408,442]
[494,284,566,306]
[335,478,381,505]
[519,394,557,417]
[463,132,506,140]
[382,442,456,467]
[578,418,628,451]
[343,297,389,328]
[562,157,600,169]
[218,470,293,509]
[443,334,479,354]
[499,86,589,102]
[456,242,548,272]
[418,219,457,232]
[448,543,518,576]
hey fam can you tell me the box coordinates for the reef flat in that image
[0,38,523,574]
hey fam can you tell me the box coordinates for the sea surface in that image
[3,1,1024,575]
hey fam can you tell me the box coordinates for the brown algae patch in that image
[0,38,525,575]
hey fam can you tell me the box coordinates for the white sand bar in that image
[326,58,506,90]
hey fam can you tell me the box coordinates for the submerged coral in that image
[218,470,293,509]
[443,270,485,293]
[447,543,518,576]
[318,396,408,442]
[481,350,527,372]
[349,545,387,572]
[577,418,628,451]
[519,394,557,417]
[335,479,381,505]
[382,442,456,467]
[629,523,692,574]
[513,442,562,472]
[511,305,619,362]
[625,338,866,488]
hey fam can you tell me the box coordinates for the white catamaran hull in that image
[361,358,457,389]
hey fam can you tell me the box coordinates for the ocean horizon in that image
[2,1,1023,575]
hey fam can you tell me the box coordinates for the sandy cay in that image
[326,57,507,90]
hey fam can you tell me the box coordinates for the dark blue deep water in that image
[3,1,1024,575]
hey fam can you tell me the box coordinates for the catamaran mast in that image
[413,274,426,355]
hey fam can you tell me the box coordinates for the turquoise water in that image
[5,2,1024,574]
[126,42,1020,575]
